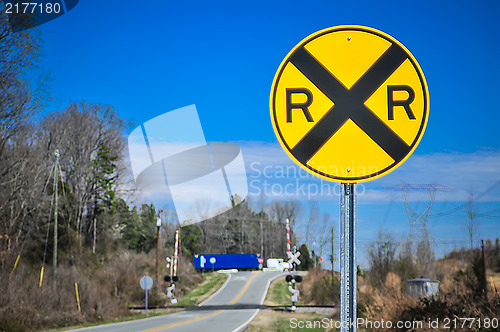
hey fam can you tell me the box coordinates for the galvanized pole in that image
[340,183,356,332]
[145,288,148,317]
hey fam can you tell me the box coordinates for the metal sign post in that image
[145,286,148,316]
[340,183,356,331]
[140,276,153,317]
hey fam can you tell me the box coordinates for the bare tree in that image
[270,200,302,229]
[316,213,332,259]
[0,9,49,263]
[0,9,43,156]
[465,192,480,249]
[270,200,301,256]
[305,200,319,249]
[39,101,130,251]
[367,231,398,285]
[256,193,266,258]
[415,238,435,278]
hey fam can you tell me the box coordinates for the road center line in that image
[229,271,260,305]
[140,310,224,332]
[140,272,261,331]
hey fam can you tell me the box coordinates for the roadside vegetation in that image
[174,272,228,306]
[267,277,298,305]
[355,234,500,331]
[249,236,500,332]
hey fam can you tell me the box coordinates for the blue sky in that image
[33,0,500,267]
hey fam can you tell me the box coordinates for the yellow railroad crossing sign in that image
[270,26,429,183]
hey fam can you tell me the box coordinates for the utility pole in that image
[481,239,488,301]
[53,149,60,287]
[156,210,162,287]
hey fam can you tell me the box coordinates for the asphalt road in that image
[69,270,284,332]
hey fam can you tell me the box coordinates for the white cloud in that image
[129,142,248,224]
[239,141,500,203]
[371,151,500,202]
[127,140,500,224]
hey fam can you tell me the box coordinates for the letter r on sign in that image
[387,85,416,120]
[286,88,314,123]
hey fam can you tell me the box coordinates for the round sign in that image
[270,25,429,183]
[209,257,216,264]
[258,257,264,264]
[140,276,153,290]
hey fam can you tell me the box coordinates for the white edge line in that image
[231,272,285,332]
[66,312,171,331]
[199,272,233,306]
[68,273,234,331]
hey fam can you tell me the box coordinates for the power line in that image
[384,184,455,253]
[431,180,500,218]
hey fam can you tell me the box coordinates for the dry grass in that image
[357,258,500,331]
[298,268,339,306]
[358,272,419,325]
[0,249,203,332]
[246,310,326,331]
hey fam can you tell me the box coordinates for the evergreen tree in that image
[181,225,203,260]
[92,142,118,214]
[119,203,158,253]
[298,244,314,271]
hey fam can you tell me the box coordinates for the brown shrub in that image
[384,272,401,293]
[298,268,339,306]
[358,257,500,331]
[0,249,201,331]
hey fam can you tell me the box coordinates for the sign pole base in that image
[145,289,148,317]
[340,183,357,332]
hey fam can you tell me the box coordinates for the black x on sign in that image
[270,26,429,183]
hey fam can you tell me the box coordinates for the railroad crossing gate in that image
[270,25,429,183]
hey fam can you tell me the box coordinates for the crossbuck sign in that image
[287,251,301,266]
[270,25,429,183]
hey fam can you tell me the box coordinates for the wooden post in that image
[481,239,488,301]
[53,150,60,287]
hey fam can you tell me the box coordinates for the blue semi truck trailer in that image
[194,254,262,271]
